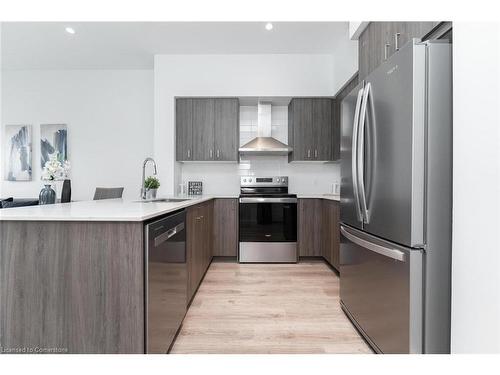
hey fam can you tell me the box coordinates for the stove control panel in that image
[240,176,288,187]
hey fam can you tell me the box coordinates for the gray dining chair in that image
[93,187,124,200]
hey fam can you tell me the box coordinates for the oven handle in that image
[239,197,297,203]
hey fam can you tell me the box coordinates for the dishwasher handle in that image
[153,222,185,247]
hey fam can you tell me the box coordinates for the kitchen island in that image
[0,197,214,354]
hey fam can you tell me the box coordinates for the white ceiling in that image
[1,22,349,70]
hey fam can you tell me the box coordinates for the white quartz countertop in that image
[0,193,339,222]
[0,196,216,222]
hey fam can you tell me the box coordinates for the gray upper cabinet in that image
[289,98,313,161]
[313,99,333,161]
[176,99,193,161]
[288,98,336,162]
[214,98,239,161]
[176,98,239,162]
[192,99,215,161]
[359,21,443,80]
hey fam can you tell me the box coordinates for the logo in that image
[387,65,399,75]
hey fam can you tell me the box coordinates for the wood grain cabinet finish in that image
[214,99,239,161]
[358,21,442,80]
[321,200,340,271]
[288,98,336,162]
[213,198,238,257]
[176,98,239,162]
[333,73,359,161]
[187,200,214,303]
[0,221,144,353]
[176,98,193,161]
[192,98,216,161]
[298,199,323,256]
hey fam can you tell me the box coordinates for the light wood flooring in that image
[170,260,372,354]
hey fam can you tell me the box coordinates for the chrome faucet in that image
[141,157,158,200]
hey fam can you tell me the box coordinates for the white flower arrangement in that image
[41,154,71,181]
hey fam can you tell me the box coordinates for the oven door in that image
[239,197,297,263]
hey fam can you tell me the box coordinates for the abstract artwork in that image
[4,124,32,181]
[40,124,68,168]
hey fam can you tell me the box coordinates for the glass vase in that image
[39,184,56,205]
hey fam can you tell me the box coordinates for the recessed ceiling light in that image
[65,27,75,35]
[265,22,273,31]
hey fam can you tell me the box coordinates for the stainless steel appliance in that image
[340,39,452,353]
[239,176,297,262]
[145,210,187,353]
[239,102,292,155]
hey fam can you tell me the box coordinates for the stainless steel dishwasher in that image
[145,210,187,353]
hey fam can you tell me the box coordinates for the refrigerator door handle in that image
[352,87,364,222]
[358,82,371,224]
[341,226,406,262]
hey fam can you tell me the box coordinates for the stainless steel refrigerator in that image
[340,39,452,354]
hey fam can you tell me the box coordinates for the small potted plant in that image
[144,176,160,199]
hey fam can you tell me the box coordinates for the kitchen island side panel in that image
[0,221,144,354]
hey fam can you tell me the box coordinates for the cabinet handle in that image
[187,149,191,159]
[384,43,390,60]
[307,149,311,158]
[216,149,220,159]
[209,149,213,158]
[314,149,318,158]
[394,33,401,51]
[196,215,204,221]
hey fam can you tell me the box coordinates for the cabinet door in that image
[332,99,340,161]
[358,24,370,80]
[290,98,313,160]
[312,98,333,161]
[192,99,215,161]
[321,200,340,271]
[298,199,322,256]
[330,201,340,271]
[203,201,214,270]
[176,99,193,161]
[321,201,333,264]
[213,198,238,256]
[370,22,386,76]
[187,205,199,303]
[214,98,239,161]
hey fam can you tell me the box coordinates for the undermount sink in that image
[135,198,190,203]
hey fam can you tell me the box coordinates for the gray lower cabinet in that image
[213,198,238,257]
[321,199,340,271]
[298,198,340,270]
[176,98,239,162]
[298,199,323,256]
[288,98,337,162]
[358,21,443,80]
[187,201,213,304]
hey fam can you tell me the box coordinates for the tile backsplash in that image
[180,105,340,195]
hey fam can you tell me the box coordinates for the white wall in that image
[348,22,369,40]
[331,35,358,93]
[154,53,351,196]
[451,22,500,353]
[1,70,154,201]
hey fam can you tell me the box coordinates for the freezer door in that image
[360,41,426,247]
[340,225,423,354]
[340,82,364,229]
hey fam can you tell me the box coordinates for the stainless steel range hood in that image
[239,102,292,155]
